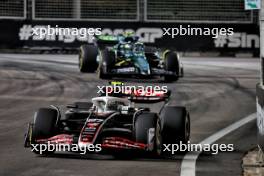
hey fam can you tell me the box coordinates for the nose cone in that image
[140,67,151,75]
[135,56,150,75]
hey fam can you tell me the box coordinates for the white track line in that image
[180,113,256,176]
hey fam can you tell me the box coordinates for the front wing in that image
[107,67,178,77]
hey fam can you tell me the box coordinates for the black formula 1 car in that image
[24,86,190,157]
[78,34,184,82]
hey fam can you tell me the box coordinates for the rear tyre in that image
[164,51,180,82]
[32,108,59,155]
[156,106,190,156]
[79,45,98,73]
[98,49,115,79]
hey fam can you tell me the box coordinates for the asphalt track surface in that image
[0,54,259,176]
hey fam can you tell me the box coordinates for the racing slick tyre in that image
[156,106,190,156]
[98,49,115,79]
[110,113,157,159]
[164,51,180,82]
[31,108,59,155]
[134,112,158,145]
[79,44,98,73]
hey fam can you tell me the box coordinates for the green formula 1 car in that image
[78,33,184,82]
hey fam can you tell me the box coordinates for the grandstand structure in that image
[0,0,257,23]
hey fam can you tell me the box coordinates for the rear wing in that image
[100,82,171,103]
[94,35,121,50]
[94,35,140,50]
[128,90,171,103]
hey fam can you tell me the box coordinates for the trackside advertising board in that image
[0,20,259,55]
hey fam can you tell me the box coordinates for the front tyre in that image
[134,113,158,149]
[98,49,115,79]
[164,51,180,82]
[156,106,190,156]
[31,108,59,155]
[79,45,98,73]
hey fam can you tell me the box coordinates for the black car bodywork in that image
[24,87,190,157]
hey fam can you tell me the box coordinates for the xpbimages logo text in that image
[31,142,102,155]
[31,25,102,39]
[163,141,234,155]
[97,85,168,95]
[163,25,234,39]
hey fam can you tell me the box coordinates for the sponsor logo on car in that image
[116,67,135,73]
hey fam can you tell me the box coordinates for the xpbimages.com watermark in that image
[163,141,234,155]
[163,25,234,39]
